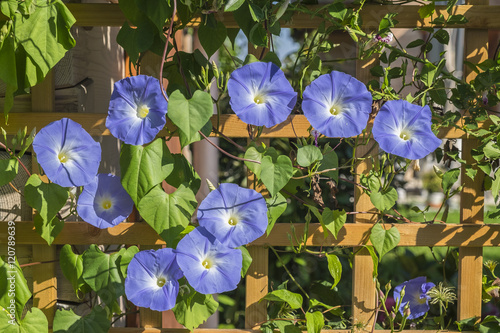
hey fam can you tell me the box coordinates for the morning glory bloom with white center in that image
[197,183,268,248]
[372,100,441,160]
[106,75,168,145]
[33,118,101,187]
[227,62,297,128]
[125,248,183,311]
[175,227,242,295]
[302,71,372,138]
[77,174,134,228]
[394,276,435,319]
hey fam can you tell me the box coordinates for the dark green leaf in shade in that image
[198,20,227,58]
[261,290,303,309]
[53,307,110,333]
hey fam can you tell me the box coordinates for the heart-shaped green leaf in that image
[25,174,68,225]
[297,145,323,167]
[260,155,293,197]
[173,286,218,331]
[369,224,400,259]
[370,186,398,211]
[326,254,342,288]
[138,184,197,245]
[167,90,213,147]
[198,20,227,58]
[53,307,110,333]
[120,138,175,205]
[262,290,303,309]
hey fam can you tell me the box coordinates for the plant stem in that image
[159,0,178,103]
[269,245,309,299]
[197,130,261,164]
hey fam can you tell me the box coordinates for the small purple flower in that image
[482,95,488,106]
[77,174,134,228]
[106,75,168,145]
[302,71,372,138]
[125,248,183,311]
[372,100,441,160]
[33,118,101,187]
[227,62,297,128]
[311,129,320,147]
[175,227,242,294]
[197,183,268,248]
[380,33,393,43]
[394,277,435,319]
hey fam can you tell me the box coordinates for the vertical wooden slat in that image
[31,71,58,325]
[458,2,487,318]
[245,136,269,328]
[352,57,378,332]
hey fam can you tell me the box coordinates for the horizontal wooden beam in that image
[1,112,479,139]
[2,221,499,247]
[59,4,500,30]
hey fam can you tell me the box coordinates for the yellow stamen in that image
[137,105,150,118]
[399,130,411,141]
[228,216,238,226]
[330,106,341,115]
[58,152,69,163]
[102,199,112,210]
[202,258,213,269]
[157,277,166,288]
[254,94,265,104]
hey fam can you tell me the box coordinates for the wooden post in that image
[31,70,58,325]
[458,1,487,318]
[352,56,378,332]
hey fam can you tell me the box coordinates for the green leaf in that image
[369,224,400,259]
[305,311,324,333]
[120,138,175,205]
[484,141,500,159]
[53,307,110,333]
[0,257,31,320]
[0,307,48,333]
[115,246,139,279]
[59,244,90,298]
[138,184,197,246]
[244,145,265,178]
[492,168,500,200]
[465,166,478,181]
[82,245,126,305]
[1,0,17,18]
[136,0,173,34]
[262,290,303,309]
[420,62,437,87]
[14,0,75,78]
[297,145,323,167]
[418,2,435,18]
[479,315,500,333]
[173,286,219,331]
[328,2,347,21]
[442,168,460,193]
[165,153,201,193]
[266,193,287,235]
[33,213,64,246]
[364,246,379,277]
[272,321,302,333]
[260,155,293,197]
[406,39,425,48]
[238,246,252,277]
[0,158,18,187]
[24,174,68,224]
[198,20,227,58]
[318,151,338,181]
[225,0,245,12]
[370,186,398,211]
[429,80,447,105]
[321,208,346,239]
[168,90,214,147]
[116,21,155,64]
[326,254,342,288]
[434,29,450,44]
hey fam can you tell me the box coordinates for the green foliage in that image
[24,174,68,245]
[167,90,214,147]
[370,186,398,212]
[326,254,342,288]
[239,246,253,277]
[138,184,197,246]
[305,311,325,333]
[0,257,31,320]
[260,154,293,198]
[0,158,18,187]
[0,0,75,117]
[296,145,323,168]
[59,244,90,298]
[173,285,219,331]
[262,290,303,309]
[0,307,48,333]
[53,307,110,333]
[370,224,401,259]
[198,18,227,58]
[120,138,175,205]
[266,193,287,235]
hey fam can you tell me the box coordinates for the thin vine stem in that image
[198,130,261,164]
[159,0,177,103]
[0,141,31,177]
[269,245,310,299]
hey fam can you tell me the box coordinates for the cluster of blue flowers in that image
[125,183,268,311]
[32,118,134,229]
[228,62,441,160]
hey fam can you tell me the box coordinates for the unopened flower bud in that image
[433,165,444,179]
[385,282,392,293]
[390,311,396,320]
[403,305,411,318]
[379,290,385,299]
[212,60,219,79]
[413,159,420,172]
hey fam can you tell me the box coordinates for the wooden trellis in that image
[1,2,499,333]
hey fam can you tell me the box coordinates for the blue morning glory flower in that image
[372,100,441,160]
[227,62,297,128]
[76,174,134,229]
[33,118,101,187]
[394,276,435,319]
[125,248,183,311]
[302,71,372,138]
[175,227,242,294]
[197,183,268,248]
[106,75,168,145]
